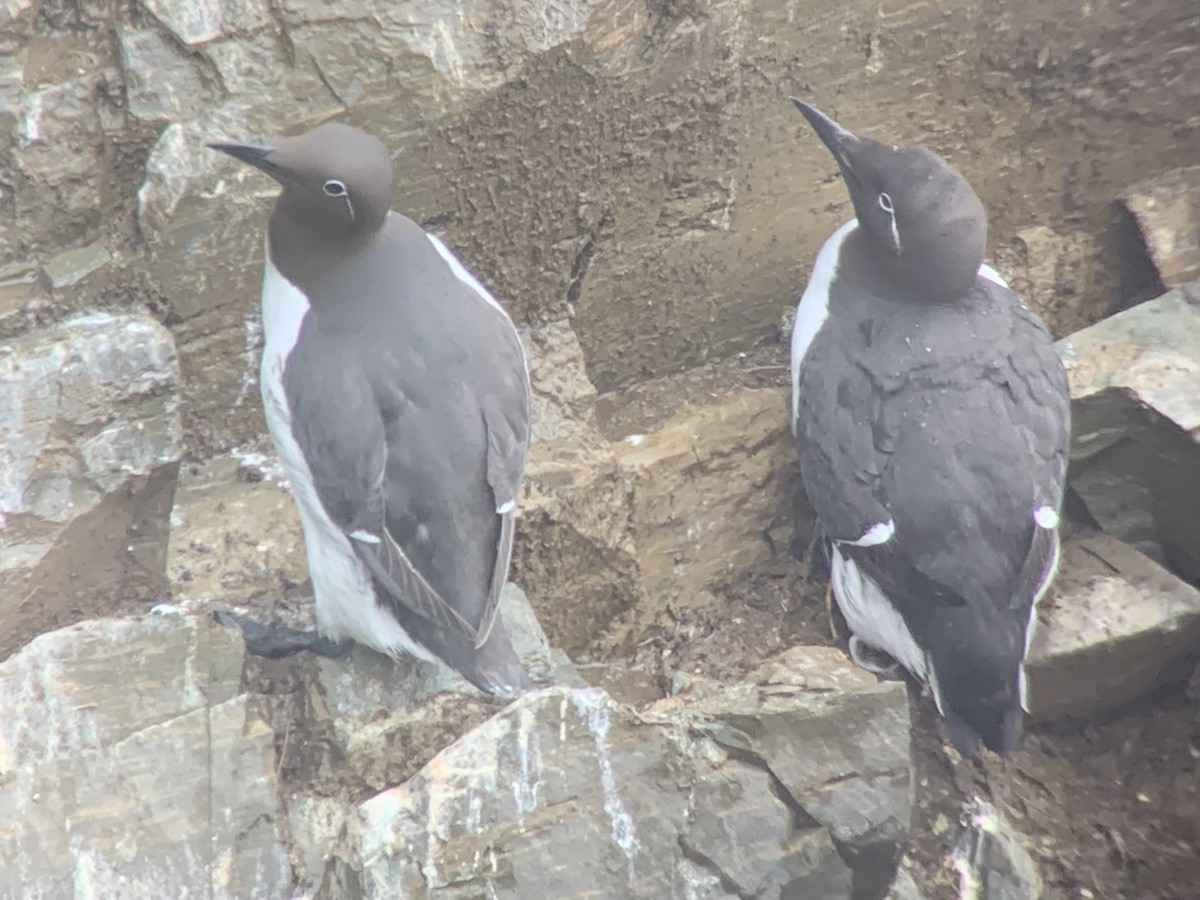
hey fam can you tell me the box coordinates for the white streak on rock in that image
[571,690,639,873]
[233,313,262,407]
[513,704,542,815]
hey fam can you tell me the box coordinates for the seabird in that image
[208,122,532,698]
[788,100,1071,755]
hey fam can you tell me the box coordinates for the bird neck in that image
[266,203,380,297]
[842,227,981,304]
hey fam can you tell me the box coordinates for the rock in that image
[883,866,928,900]
[951,799,1042,900]
[1058,283,1200,578]
[997,224,1105,337]
[1025,532,1200,723]
[517,333,796,656]
[118,27,211,123]
[142,0,272,46]
[337,646,911,899]
[0,614,290,900]
[0,311,182,661]
[167,450,307,606]
[39,242,111,290]
[1120,167,1200,290]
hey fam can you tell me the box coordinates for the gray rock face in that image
[0,311,182,660]
[339,647,912,899]
[951,800,1042,900]
[1059,283,1200,580]
[1025,531,1200,723]
[0,614,289,900]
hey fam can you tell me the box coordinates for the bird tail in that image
[441,618,533,700]
[945,685,1025,757]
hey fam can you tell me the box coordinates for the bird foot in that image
[211,610,351,660]
[848,636,905,680]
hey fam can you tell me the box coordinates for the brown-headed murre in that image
[788,100,1071,755]
[209,122,532,698]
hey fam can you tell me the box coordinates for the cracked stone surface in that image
[0,311,183,661]
[6,0,1196,453]
[0,614,289,900]
[335,646,911,899]
[1058,282,1200,580]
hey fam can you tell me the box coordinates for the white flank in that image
[791,219,857,432]
[978,262,1008,289]
[841,519,895,548]
[830,545,940,709]
[1019,525,1062,712]
[259,254,435,664]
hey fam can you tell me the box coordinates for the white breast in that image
[258,255,435,663]
[791,220,857,432]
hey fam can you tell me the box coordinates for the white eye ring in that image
[878,192,894,213]
[323,179,347,197]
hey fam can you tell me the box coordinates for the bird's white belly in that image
[259,257,435,663]
[829,545,938,702]
[791,220,857,431]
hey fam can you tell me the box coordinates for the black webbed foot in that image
[848,635,906,681]
[211,610,351,660]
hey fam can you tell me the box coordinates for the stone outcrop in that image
[951,800,1043,900]
[1059,282,1200,580]
[0,613,289,900]
[1119,166,1200,290]
[6,0,1198,455]
[1025,531,1200,724]
[0,311,182,660]
[331,646,912,899]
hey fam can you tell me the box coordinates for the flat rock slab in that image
[0,614,288,900]
[1026,532,1200,723]
[1058,284,1200,579]
[342,646,912,899]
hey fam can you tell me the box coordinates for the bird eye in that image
[878,192,894,213]
[323,179,347,197]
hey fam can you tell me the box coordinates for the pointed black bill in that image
[791,99,860,172]
[207,141,280,177]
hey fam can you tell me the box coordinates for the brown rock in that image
[166,451,307,606]
[1120,166,1200,290]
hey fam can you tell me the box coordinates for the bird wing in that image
[286,225,531,648]
[282,346,483,641]
[424,232,531,649]
[475,333,531,647]
[795,280,1070,620]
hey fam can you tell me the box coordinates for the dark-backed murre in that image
[208,122,532,698]
[788,100,1071,755]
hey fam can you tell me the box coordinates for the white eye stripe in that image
[878,191,894,213]
[323,179,347,197]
